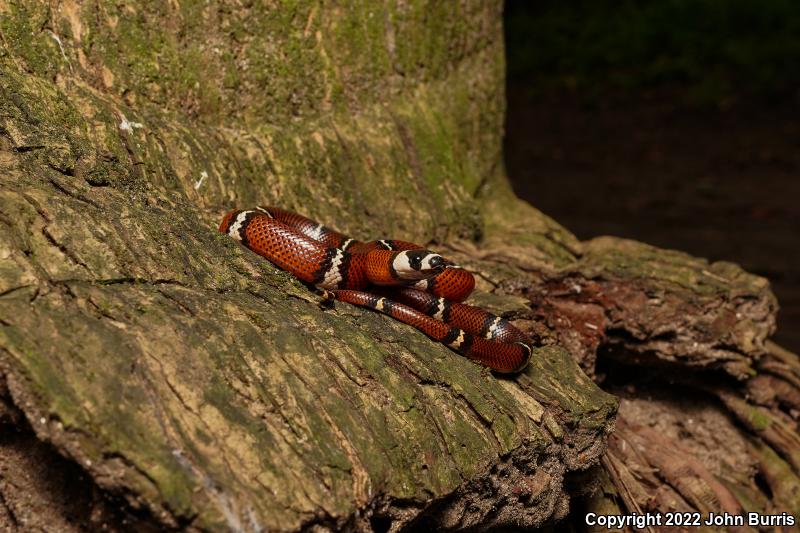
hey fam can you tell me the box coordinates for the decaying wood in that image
[447,229,798,531]
[1,1,797,532]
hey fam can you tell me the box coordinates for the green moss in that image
[0,2,621,529]
[0,3,67,78]
[749,410,772,432]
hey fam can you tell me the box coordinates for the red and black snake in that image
[219,207,531,373]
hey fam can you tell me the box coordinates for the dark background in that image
[503,0,800,352]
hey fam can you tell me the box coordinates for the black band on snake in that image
[219,207,531,373]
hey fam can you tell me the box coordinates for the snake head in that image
[392,250,451,280]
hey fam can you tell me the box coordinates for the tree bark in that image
[0,1,795,532]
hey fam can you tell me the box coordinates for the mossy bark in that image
[0,1,791,532]
[0,1,611,530]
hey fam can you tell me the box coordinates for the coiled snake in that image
[219,207,531,373]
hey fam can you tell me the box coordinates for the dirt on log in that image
[0,1,796,532]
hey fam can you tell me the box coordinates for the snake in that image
[219,206,531,373]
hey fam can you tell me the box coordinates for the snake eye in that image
[426,255,447,270]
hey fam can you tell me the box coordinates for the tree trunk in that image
[0,2,795,532]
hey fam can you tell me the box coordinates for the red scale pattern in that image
[261,207,346,249]
[242,216,330,284]
[333,290,527,373]
[425,268,475,303]
[333,291,451,339]
[388,288,527,344]
[363,250,399,286]
[219,207,531,373]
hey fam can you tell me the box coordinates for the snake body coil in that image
[219,207,531,373]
